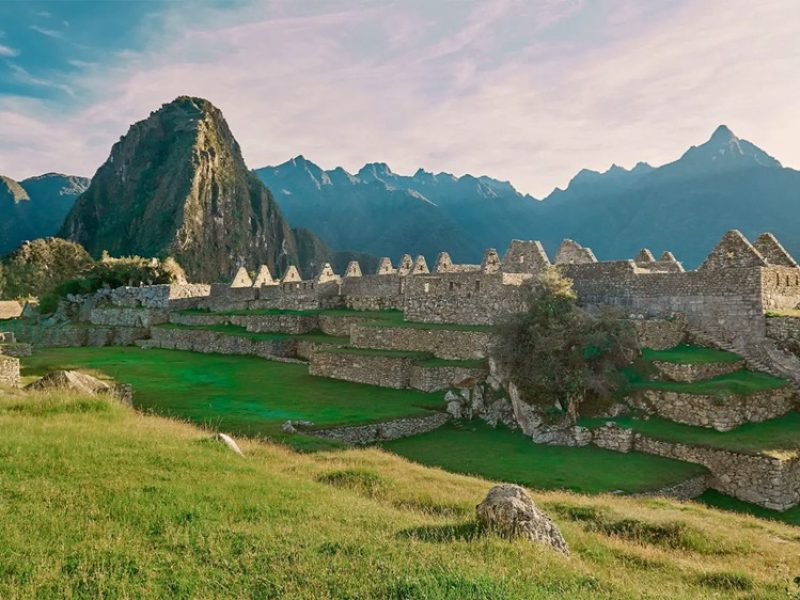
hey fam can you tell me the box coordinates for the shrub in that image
[493,268,638,419]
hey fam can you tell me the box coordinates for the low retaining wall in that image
[229,314,319,335]
[651,359,745,382]
[635,473,711,501]
[0,342,32,357]
[409,364,489,392]
[169,312,230,327]
[309,352,414,389]
[350,324,492,360]
[765,316,800,344]
[13,324,149,348]
[631,387,797,431]
[591,423,800,510]
[145,328,297,360]
[0,356,20,385]
[90,307,168,328]
[312,412,450,444]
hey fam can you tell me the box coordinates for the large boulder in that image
[26,370,112,396]
[476,484,568,554]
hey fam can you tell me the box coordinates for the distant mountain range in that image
[0,173,89,255]
[3,117,799,275]
[257,125,800,268]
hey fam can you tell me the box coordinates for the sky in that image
[0,0,797,197]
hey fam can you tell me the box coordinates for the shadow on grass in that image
[396,521,485,543]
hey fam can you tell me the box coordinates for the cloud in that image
[30,25,65,39]
[0,0,798,197]
[7,63,74,96]
[0,43,19,57]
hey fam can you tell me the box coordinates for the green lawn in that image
[642,345,742,364]
[383,422,707,495]
[22,347,441,450]
[580,413,800,458]
[625,368,788,397]
[697,490,800,527]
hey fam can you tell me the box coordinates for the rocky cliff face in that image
[60,96,329,282]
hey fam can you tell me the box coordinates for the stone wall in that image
[631,316,687,350]
[562,263,766,343]
[765,316,800,344]
[631,388,797,431]
[651,359,744,382]
[636,473,711,501]
[349,324,493,360]
[403,271,530,325]
[309,351,415,389]
[0,356,20,385]
[312,412,450,445]
[89,307,168,328]
[12,323,149,348]
[229,314,319,335]
[632,434,800,511]
[0,342,32,357]
[409,364,489,393]
[339,275,405,311]
[109,284,210,309]
[761,266,800,312]
[144,327,298,361]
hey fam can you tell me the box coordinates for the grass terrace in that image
[624,367,788,397]
[765,309,800,318]
[698,490,800,527]
[580,412,800,459]
[641,344,742,364]
[22,347,442,451]
[384,422,707,495]
[320,346,488,369]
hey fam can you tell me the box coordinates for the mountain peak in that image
[0,175,30,203]
[709,124,736,142]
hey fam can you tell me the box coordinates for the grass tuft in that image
[696,571,754,591]
[317,468,391,498]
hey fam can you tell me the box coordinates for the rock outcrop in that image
[26,370,112,396]
[476,484,568,553]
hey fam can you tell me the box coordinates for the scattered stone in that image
[281,420,297,434]
[476,484,568,554]
[215,432,244,456]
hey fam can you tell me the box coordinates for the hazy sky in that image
[0,0,797,196]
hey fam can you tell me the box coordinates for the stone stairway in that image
[689,327,800,387]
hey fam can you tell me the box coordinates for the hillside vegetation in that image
[1,388,799,599]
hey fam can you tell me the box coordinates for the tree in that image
[1,238,93,299]
[493,267,638,421]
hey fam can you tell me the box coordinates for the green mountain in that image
[60,96,334,282]
[0,173,89,255]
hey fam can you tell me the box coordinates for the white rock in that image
[215,433,244,457]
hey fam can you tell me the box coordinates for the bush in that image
[493,268,638,419]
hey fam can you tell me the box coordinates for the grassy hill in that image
[1,388,799,598]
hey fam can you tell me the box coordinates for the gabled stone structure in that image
[555,239,598,265]
[435,252,454,273]
[397,254,414,276]
[412,255,429,274]
[316,263,339,284]
[252,265,276,287]
[635,249,656,264]
[344,261,363,278]
[376,257,395,275]
[481,249,501,273]
[230,267,253,288]
[755,232,798,267]
[281,265,303,283]
[698,230,767,271]
[503,240,551,273]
